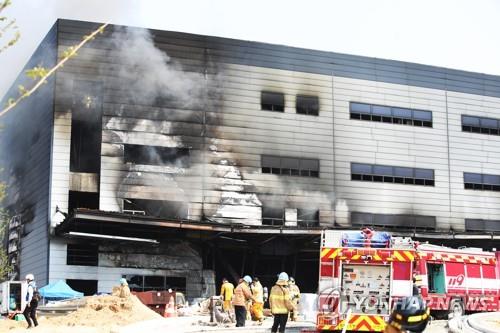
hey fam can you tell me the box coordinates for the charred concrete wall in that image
[48,239,213,298]
[0,24,57,285]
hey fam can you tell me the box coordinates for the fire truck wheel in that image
[449,299,465,317]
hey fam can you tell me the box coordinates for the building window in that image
[462,115,500,135]
[351,163,434,186]
[68,191,99,212]
[123,198,188,219]
[262,155,319,177]
[123,144,190,167]
[350,102,432,127]
[261,91,284,112]
[464,172,500,191]
[296,95,319,116]
[351,212,436,231]
[70,80,103,173]
[262,207,284,226]
[66,279,98,296]
[123,275,187,293]
[67,244,98,266]
[297,209,319,227]
[465,219,500,232]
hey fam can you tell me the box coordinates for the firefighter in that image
[219,278,234,313]
[288,277,301,321]
[385,296,430,333]
[270,272,294,333]
[233,275,254,327]
[118,278,131,298]
[250,277,264,323]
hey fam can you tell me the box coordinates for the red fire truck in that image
[316,229,500,332]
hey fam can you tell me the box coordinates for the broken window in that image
[297,209,319,227]
[262,155,319,177]
[68,191,99,213]
[67,243,98,266]
[351,212,436,231]
[66,279,98,296]
[123,275,187,293]
[464,172,500,191]
[462,115,500,135]
[296,95,319,116]
[123,198,188,219]
[351,163,434,186]
[262,207,284,226]
[70,80,103,173]
[350,102,432,127]
[261,91,284,112]
[123,144,190,167]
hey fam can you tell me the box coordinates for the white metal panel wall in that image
[332,76,452,230]
[447,91,500,223]
[214,63,335,224]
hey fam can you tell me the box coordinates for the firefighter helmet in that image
[388,296,430,333]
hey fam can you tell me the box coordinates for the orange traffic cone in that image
[164,295,177,318]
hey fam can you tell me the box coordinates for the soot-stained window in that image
[68,191,99,212]
[350,102,432,127]
[297,209,319,227]
[465,219,500,232]
[123,144,190,167]
[66,279,98,296]
[262,207,284,226]
[262,155,319,177]
[123,275,187,293]
[70,80,103,173]
[261,91,284,112]
[123,198,188,220]
[296,95,319,116]
[464,172,500,191]
[351,212,436,231]
[351,163,434,186]
[67,243,98,266]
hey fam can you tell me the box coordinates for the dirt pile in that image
[0,295,161,332]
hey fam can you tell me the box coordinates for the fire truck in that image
[316,229,500,332]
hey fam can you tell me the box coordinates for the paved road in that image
[119,317,449,333]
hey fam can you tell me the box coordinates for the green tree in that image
[0,0,20,54]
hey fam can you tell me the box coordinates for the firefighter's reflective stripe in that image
[407,308,430,323]
[318,315,386,331]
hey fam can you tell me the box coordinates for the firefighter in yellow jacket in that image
[288,277,300,321]
[269,272,294,333]
[220,278,234,313]
[250,277,264,322]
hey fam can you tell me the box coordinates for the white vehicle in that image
[0,281,27,315]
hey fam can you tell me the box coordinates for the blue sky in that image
[1,0,500,98]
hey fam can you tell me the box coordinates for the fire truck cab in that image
[316,229,500,332]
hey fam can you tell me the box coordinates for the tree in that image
[1,22,108,117]
[0,0,20,54]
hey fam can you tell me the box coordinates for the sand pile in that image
[0,295,161,332]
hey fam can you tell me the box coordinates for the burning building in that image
[0,19,499,297]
